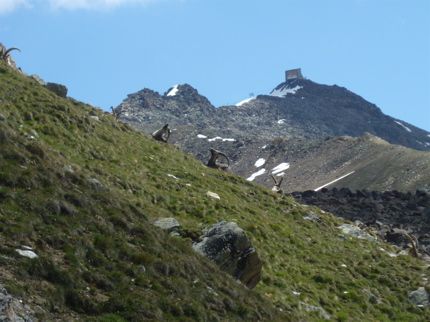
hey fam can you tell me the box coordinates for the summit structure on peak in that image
[285,68,304,81]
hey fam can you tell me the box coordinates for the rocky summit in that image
[116,71,430,192]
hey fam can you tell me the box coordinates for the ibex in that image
[110,106,122,120]
[0,45,20,66]
[271,175,284,194]
[207,148,230,171]
[404,232,419,258]
[152,124,171,143]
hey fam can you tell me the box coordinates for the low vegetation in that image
[0,62,429,321]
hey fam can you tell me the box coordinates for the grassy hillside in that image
[0,62,429,321]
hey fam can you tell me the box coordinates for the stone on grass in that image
[87,178,104,192]
[303,212,320,222]
[409,287,429,307]
[300,302,331,320]
[338,224,377,242]
[193,221,262,289]
[89,116,100,122]
[206,191,220,200]
[153,218,181,233]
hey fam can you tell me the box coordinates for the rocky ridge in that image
[115,77,430,192]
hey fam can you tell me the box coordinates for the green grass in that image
[0,62,429,321]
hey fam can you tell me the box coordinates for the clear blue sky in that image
[1,0,429,130]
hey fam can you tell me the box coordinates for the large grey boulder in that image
[193,221,262,289]
[0,285,35,321]
[338,223,377,242]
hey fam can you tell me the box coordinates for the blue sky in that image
[1,0,429,131]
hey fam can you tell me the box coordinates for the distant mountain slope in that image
[116,77,430,192]
[234,134,430,192]
[117,78,430,151]
[2,62,429,320]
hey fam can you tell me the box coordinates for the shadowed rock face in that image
[291,189,430,254]
[193,221,262,289]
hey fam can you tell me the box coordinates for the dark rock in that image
[292,189,430,255]
[46,200,61,215]
[60,201,77,216]
[385,229,411,248]
[193,221,262,289]
[44,82,68,98]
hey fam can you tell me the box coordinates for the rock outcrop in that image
[409,287,430,307]
[0,285,35,322]
[44,82,68,98]
[193,221,262,289]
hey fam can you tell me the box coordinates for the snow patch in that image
[394,121,412,132]
[208,136,236,142]
[270,84,303,97]
[262,145,267,149]
[236,97,256,106]
[271,163,290,175]
[314,171,355,191]
[166,85,179,97]
[276,172,285,177]
[254,158,266,168]
[277,119,286,124]
[167,174,179,180]
[197,134,207,139]
[247,168,266,182]
[208,136,222,142]
[15,249,38,259]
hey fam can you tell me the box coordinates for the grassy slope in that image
[0,63,429,321]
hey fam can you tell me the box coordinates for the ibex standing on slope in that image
[207,148,230,171]
[152,124,171,143]
[271,175,284,194]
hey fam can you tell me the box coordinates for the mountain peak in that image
[164,83,200,98]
